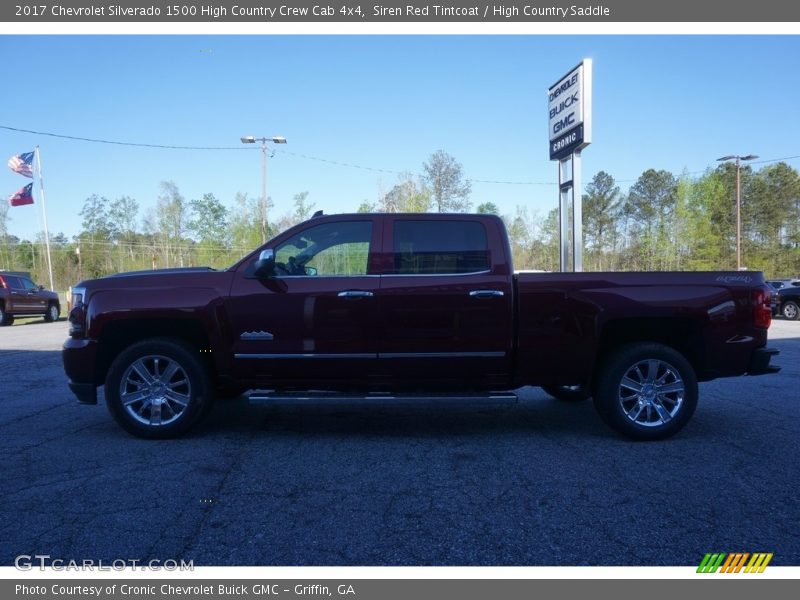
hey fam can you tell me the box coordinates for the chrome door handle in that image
[469,290,504,298]
[338,290,374,298]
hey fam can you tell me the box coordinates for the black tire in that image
[593,343,698,441]
[542,384,591,402]
[0,305,13,326]
[104,338,212,439]
[44,302,59,322]
[781,301,799,321]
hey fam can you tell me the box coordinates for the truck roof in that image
[0,270,31,279]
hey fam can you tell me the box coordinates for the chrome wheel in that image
[119,354,192,427]
[47,304,59,321]
[783,302,799,320]
[618,359,685,428]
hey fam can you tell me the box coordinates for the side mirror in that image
[38,285,44,291]
[252,249,275,278]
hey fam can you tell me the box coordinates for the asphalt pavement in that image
[1,317,798,566]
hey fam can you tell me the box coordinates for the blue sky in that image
[1,35,799,241]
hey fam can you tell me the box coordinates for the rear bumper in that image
[747,346,780,375]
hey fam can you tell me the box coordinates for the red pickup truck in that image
[63,212,779,440]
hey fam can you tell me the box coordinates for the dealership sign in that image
[548,59,592,160]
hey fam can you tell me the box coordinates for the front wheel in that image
[782,301,799,320]
[105,338,212,439]
[542,384,591,402]
[593,343,698,441]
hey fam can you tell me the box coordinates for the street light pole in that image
[260,139,267,244]
[717,154,758,271]
[241,135,287,244]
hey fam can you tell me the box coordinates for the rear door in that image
[377,216,514,388]
[5,276,30,314]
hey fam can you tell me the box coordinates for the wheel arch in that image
[96,318,215,385]
[595,317,706,384]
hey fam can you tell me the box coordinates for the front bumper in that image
[747,346,780,375]
[62,337,99,404]
[69,381,97,405]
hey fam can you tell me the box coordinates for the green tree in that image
[582,171,620,270]
[381,173,430,213]
[77,194,114,277]
[0,200,12,270]
[230,191,270,255]
[157,181,188,267]
[422,150,472,212]
[623,169,678,270]
[745,162,800,275]
[505,207,534,269]
[189,193,230,267]
[108,196,139,241]
[476,202,500,215]
[108,195,139,270]
[292,191,316,223]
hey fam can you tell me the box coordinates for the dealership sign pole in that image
[549,59,592,272]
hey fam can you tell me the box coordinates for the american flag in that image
[7,151,34,178]
[8,183,34,207]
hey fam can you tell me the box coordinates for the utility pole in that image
[717,154,758,270]
[241,135,287,244]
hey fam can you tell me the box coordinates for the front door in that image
[226,217,382,388]
[20,277,47,314]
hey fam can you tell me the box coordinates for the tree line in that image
[0,150,798,291]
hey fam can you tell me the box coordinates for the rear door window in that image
[392,220,490,275]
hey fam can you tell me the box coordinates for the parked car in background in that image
[767,279,799,289]
[0,271,60,326]
[771,283,800,320]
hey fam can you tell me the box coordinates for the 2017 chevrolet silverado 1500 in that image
[63,213,779,440]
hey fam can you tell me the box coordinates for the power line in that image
[3,124,799,186]
[0,125,247,151]
[0,238,256,253]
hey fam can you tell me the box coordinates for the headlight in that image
[69,287,87,338]
[71,286,85,308]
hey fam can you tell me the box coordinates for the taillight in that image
[0,276,7,289]
[753,286,772,329]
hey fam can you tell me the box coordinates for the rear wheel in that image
[104,338,212,439]
[593,343,697,441]
[782,301,799,320]
[542,384,591,402]
[0,305,13,326]
[44,302,59,322]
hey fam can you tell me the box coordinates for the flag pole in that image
[34,145,54,291]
